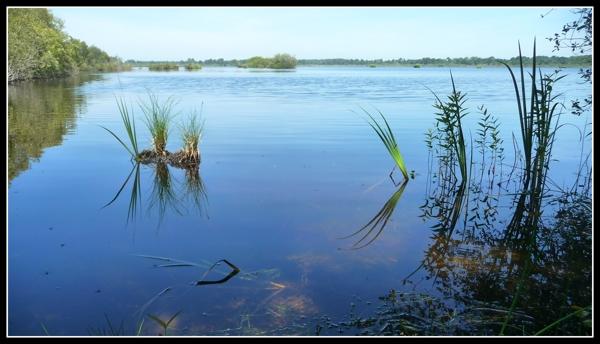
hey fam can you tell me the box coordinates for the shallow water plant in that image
[500,39,566,233]
[179,109,204,164]
[100,97,140,159]
[361,107,409,181]
[139,93,176,156]
[429,72,468,183]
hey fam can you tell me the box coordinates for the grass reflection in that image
[102,162,208,226]
[341,180,408,249]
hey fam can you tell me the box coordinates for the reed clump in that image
[140,94,175,156]
[104,94,205,168]
[177,110,204,165]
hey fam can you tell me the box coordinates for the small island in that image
[238,53,297,69]
[148,63,180,71]
[185,63,202,71]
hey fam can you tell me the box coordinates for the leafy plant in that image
[429,71,468,183]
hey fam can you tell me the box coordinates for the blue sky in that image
[49,7,585,61]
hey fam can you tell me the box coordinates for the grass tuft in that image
[361,107,409,181]
[179,107,204,164]
[139,93,176,156]
[100,97,140,159]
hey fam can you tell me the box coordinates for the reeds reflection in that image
[341,181,408,249]
[103,162,208,226]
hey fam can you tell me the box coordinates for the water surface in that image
[8,66,591,335]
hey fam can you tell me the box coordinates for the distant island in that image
[238,54,297,69]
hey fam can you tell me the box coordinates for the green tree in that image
[8,8,129,82]
[269,53,297,69]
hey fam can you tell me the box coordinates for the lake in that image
[8,66,592,336]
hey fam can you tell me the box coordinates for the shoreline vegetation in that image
[8,8,131,83]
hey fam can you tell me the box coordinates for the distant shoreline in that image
[129,64,590,69]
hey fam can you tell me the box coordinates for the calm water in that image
[8,67,591,335]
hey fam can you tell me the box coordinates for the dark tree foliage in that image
[8,8,130,83]
[546,8,592,115]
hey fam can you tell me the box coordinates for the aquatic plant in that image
[361,107,409,181]
[179,109,204,164]
[139,93,176,156]
[500,40,566,234]
[100,97,140,159]
[474,105,504,178]
[429,72,468,183]
[316,290,533,335]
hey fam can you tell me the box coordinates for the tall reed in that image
[500,39,565,233]
[499,39,566,334]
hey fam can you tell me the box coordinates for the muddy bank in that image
[137,149,200,169]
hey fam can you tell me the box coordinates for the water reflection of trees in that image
[8,74,102,182]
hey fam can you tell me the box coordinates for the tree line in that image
[127,54,298,69]
[127,55,590,68]
[8,8,131,83]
